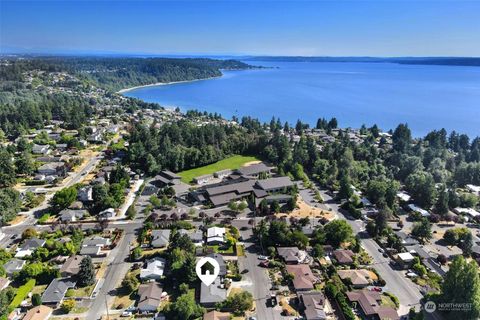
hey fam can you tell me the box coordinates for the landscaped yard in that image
[177,155,260,183]
[66,284,95,298]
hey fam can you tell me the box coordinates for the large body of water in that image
[124,61,480,137]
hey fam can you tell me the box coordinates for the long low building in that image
[192,174,295,207]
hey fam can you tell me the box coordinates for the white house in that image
[206,227,226,245]
[140,257,166,280]
[408,204,430,217]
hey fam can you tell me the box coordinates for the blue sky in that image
[1,0,479,56]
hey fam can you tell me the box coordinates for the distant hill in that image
[244,56,480,67]
[1,57,256,91]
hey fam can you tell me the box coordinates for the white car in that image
[258,255,269,260]
[121,311,133,317]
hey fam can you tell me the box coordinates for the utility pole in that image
[105,295,109,320]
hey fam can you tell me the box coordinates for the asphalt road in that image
[235,221,284,320]
[87,228,136,319]
[318,190,425,317]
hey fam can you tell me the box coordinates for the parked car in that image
[121,311,132,317]
[258,255,269,260]
[378,248,385,253]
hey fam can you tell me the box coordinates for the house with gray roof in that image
[59,209,87,222]
[151,229,171,248]
[41,278,76,306]
[3,258,26,276]
[15,238,46,258]
[200,277,227,307]
[37,162,66,177]
[137,282,163,313]
[179,229,204,246]
[60,255,83,277]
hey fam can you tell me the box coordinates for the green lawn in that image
[9,279,36,310]
[177,155,260,183]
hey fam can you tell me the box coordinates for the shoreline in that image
[117,75,223,94]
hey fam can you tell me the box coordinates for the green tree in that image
[0,149,16,187]
[324,220,353,247]
[435,188,449,215]
[440,256,480,319]
[167,292,204,320]
[220,291,253,315]
[77,256,95,287]
[31,293,42,306]
[15,151,34,175]
[411,218,432,244]
[50,187,77,212]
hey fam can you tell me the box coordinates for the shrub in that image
[60,299,76,313]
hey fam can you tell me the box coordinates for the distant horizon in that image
[2,51,480,59]
[2,1,480,57]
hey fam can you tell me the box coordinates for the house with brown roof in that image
[277,247,308,264]
[285,264,317,291]
[60,255,83,277]
[337,269,375,288]
[346,290,399,320]
[298,291,327,320]
[203,310,232,320]
[137,282,163,313]
[332,249,355,265]
[23,306,53,320]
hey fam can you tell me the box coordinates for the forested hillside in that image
[1,57,254,91]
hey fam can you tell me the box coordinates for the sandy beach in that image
[117,75,222,94]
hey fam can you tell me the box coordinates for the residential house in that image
[60,255,83,277]
[346,290,399,320]
[285,264,317,291]
[32,144,50,155]
[15,238,46,258]
[337,269,375,288]
[203,311,231,320]
[298,291,327,320]
[80,236,110,257]
[0,277,10,291]
[78,186,93,202]
[396,252,415,269]
[137,282,163,313]
[3,259,26,276]
[151,229,171,248]
[41,278,76,307]
[206,253,227,276]
[37,162,66,177]
[23,306,53,320]
[59,209,87,222]
[140,257,167,280]
[407,204,430,217]
[99,208,116,219]
[277,247,308,264]
[200,277,227,307]
[179,229,204,246]
[206,227,226,245]
[466,184,480,196]
[332,249,355,265]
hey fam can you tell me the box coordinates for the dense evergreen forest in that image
[1,57,254,91]
[128,116,480,218]
[0,56,253,137]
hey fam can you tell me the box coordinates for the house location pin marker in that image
[196,257,220,286]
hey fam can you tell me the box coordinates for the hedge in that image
[9,279,36,310]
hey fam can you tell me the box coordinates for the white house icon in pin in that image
[196,257,220,286]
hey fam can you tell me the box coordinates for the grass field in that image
[178,155,260,183]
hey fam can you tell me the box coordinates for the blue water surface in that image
[124,61,480,137]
